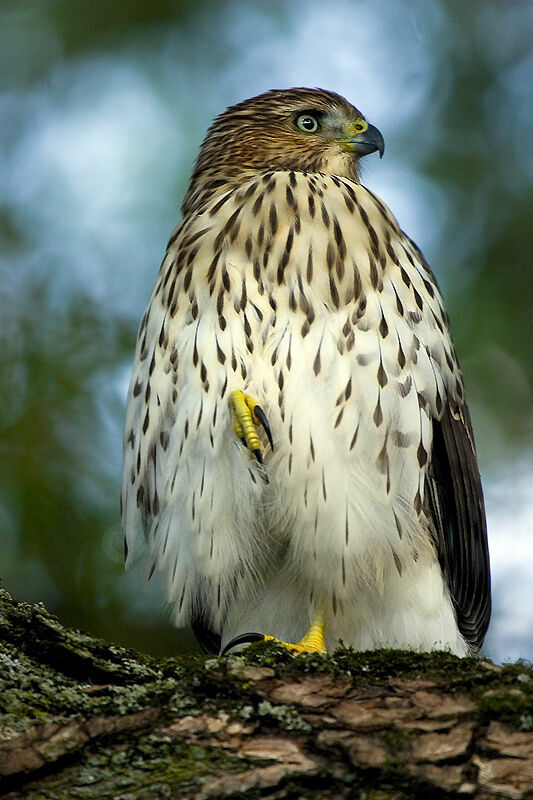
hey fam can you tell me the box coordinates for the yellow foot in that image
[229,390,273,464]
[222,612,327,656]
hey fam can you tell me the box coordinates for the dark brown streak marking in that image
[183,264,194,293]
[209,192,233,216]
[400,267,411,287]
[251,301,264,322]
[192,322,200,367]
[329,274,340,308]
[373,395,383,427]
[369,256,379,290]
[397,334,407,369]
[400,242,416,267]
[377,361,388,388]
[417,442,428,467]
[245,235,253,260]
[166,275,177,307]
[216,287,225,316]
[333,218,347,260]
[221,267,230,292]
[286,184,297,210]
[306,247,314,283]
[286,334,292,370]
[349,420,360,450]
[422,277,436,298]
[343,192,355,213]
[413,287,424,311]
[386,242,400,266]
[269,203,278,235]
[142,408,150,435]
[326,241,335,271]
[220,375,228,399]
[345,508,350,544]
[277,228,294,284]
[432,309,444,334]
[252,193,264,216]
[398,375,412,397]
[240,279,248,311]
[265,175,277,194]
[392,282,404,316]
[313,334,323,376]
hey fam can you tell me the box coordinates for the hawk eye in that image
[296,113,319,133]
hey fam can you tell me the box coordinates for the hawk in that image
[122,88,490,657]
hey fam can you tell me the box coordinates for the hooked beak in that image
[346,123,385,159]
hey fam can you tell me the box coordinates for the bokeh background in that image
[1,0,532,662]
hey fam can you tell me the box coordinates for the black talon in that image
[253,448,263,465]
[221,632,266,656]
[254,405,274,451]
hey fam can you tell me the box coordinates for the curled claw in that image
[221,632,266,656]
[253,404,274,452]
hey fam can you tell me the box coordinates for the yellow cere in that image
[347,119,368,136]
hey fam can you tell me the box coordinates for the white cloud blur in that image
[484,459,533,663]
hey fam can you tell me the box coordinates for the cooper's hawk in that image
[122,88,491,657]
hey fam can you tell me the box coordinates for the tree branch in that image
[0,588,531,799]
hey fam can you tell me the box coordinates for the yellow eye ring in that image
[296,114,319,133]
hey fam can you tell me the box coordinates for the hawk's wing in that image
[426,401,491,651]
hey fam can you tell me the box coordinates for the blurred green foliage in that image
[1,0,532,658]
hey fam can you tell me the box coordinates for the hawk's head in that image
[191,88,384,185]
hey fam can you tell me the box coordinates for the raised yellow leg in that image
[229,390,273,464]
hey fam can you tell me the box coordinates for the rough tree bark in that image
[0,588,532,799]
